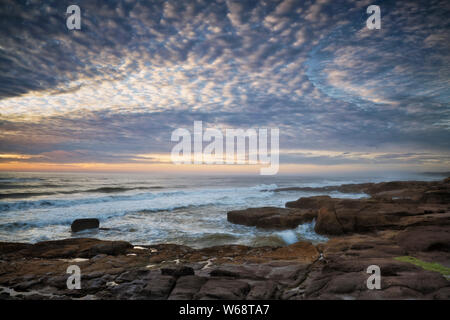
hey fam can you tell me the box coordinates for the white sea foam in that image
[276,230,298,245]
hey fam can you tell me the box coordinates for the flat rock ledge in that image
[0,228,448,300]
[227,207,316,229]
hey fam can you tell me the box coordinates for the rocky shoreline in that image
[1,177,449,300]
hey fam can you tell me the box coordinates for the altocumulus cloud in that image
[0,0,449,171]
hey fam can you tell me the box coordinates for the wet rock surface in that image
[71,219,100,233]
[1,177,449,300]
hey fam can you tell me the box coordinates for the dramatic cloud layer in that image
[0,0,449,172]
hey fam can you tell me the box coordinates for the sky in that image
[0,0,449,174]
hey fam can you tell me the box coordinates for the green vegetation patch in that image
[395,256,450,276]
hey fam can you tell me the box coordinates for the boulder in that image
[71,219,100,232]
[315,207,344,235]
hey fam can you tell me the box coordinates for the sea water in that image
[0,171,443,248]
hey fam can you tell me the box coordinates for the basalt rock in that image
[168,275,208,300]
[71,219,100,232]
[227,207,315,229]
[161,266,195,278]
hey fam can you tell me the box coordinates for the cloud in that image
[0,0,449,171]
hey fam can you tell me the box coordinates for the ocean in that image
[0,172,444,248]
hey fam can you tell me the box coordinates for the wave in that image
[0,211,132,230]
[0,192,58,200]
[0,184,275,213]
[138,202,223,214]
[0,184,66,190]
[0,203,215,230]
[0,186,165,199]
[77,186,164,193]
[0,192,156,212]
[261,182,372,195]
[0,178,43,183]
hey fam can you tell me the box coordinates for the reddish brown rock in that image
[285,195,335,210]
[0,231,449,300]
[259,241,319,263]
[301,232,450,300]
[227,207,315,229]
[230,177,450,235]
[0,238,133,259]
[315,206,344,235]
[395,226,450,253]
[314,197,450,235]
